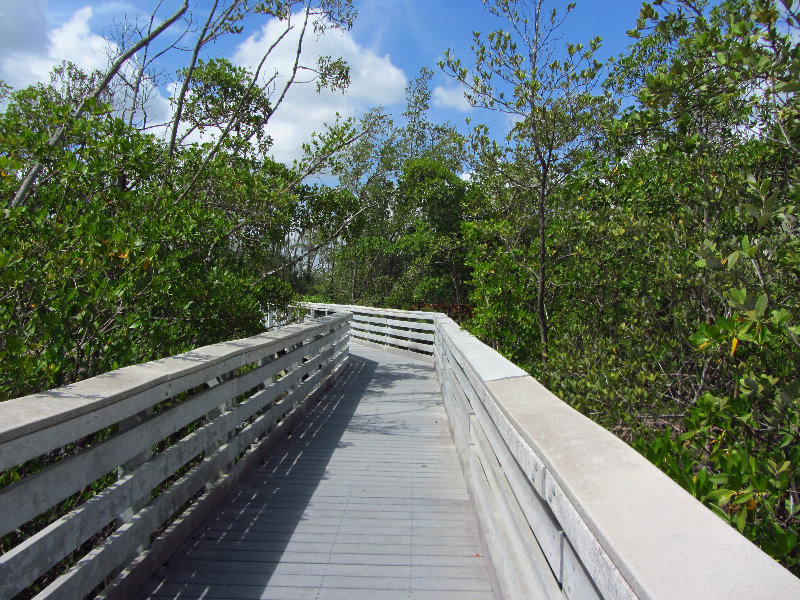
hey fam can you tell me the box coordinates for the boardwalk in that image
[136,344,497,600]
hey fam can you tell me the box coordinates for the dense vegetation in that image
[1,0,798,575]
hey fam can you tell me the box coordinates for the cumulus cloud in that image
[0,5,407,167]
[0,0,50,59]
[0,5,112,89]
[433,84,473,113]
[232,10,407,165]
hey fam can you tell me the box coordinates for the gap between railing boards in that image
[0,313,350,600]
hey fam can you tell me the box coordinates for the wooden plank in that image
[354,315,436,332]
[304,302,439,320]
[36,342,348,600]
[387,339,433,354]
[469,415,561,600]
[351,329,388,344]
[0,336,348,598]
[351,322,435,342]
[469,375,565,583]
[0,316,350,471]
[0,329,339,538]
[350,339,434,364]
[101,349,350,600]
[373,317,436,332]
[561,535,603,600]
[351,330,433,355]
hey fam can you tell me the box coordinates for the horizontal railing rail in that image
[0,314,350,600]
[304,302,436,361]
[300,303,800,600]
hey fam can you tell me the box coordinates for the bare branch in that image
[262,200,375,279]
[11,0,188,207]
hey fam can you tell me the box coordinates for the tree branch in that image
[11,0,188,207]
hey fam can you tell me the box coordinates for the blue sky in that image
[0,0,645,169]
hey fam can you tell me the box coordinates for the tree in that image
[441,0,614,365]
[0,0,362,401]
[608,0,800,572]
[10,0,189,207]
[308,68,471,311]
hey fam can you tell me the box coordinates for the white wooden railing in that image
[0,314,349,600]
[303,303,800,600]
[305,302,436,360]
[3,300,800,600]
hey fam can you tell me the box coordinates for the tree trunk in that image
[537,175,548,367]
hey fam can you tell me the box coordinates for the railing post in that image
[203,370,237,483]
[116,407,155,559]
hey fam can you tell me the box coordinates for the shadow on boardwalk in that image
[137,346,496,600]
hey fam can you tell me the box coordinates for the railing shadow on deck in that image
[140,353,381,598]
[0,315,351,600]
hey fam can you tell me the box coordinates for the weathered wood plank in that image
[0,326,343,538]
[351,321,435,342]
[0,316,350,600]
[127,344,495,600]
[102,349,349,600]
[0,316,349,471]
[469,414,561,600]
[352,329,433,353]
[37,341,348,600]
[304,302,437,320]
[354,315,436,332]
[0,339,348,599]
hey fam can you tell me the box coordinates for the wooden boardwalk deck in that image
[136,344,497,600]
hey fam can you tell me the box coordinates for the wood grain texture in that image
[133,344,497,600]
[0,316,350,600]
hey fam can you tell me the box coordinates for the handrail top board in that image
[486,373,800,598]
[304,302,439,320]
[0,314,350,445]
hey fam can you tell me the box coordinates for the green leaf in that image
[736,506,747,531]
[705,488,736,505]
[776,80,800,93]
[755,293,768,319]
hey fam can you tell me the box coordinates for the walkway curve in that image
[136,344,497,600]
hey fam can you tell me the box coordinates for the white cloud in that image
[0,5,112,89]
[232,10,407,165]
[0,5,408,169]
[0,0,50,59]
[433,84,473,113]
[0,3,177,132]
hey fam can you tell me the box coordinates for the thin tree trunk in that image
[537,171,548,366]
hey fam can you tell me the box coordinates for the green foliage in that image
[0,69,298,400]
[178,58,274,153]
[610,0,800,574]
[309,70,473,315]
[441,0,800,574]
[442,0,616,363]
